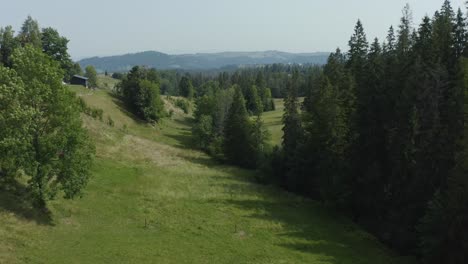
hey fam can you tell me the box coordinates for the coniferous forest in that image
[185,1,468,262]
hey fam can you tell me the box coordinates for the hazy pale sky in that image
[1,0,466,59]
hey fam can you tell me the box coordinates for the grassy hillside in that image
[97,74,119,90]
[0,87,414,263]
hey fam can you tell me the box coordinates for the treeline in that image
[0,17,94,208]
[113,65,282,126]
[113,64,320,98]
[267,2,467,263]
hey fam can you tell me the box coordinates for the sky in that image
[1,0,466,59]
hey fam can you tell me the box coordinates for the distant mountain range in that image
[78,50,330,72]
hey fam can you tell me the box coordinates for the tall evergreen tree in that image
[223,86,255,168]
[18,16,42,48]
[281,69,303,190]
[245,85,263,115]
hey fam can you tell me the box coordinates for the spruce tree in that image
[281,68,303,190]
[223,86,254,168]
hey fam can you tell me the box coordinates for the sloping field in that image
[0,87,413,263]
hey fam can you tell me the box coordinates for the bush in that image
[111,72,124,80]
[175,98,190,114]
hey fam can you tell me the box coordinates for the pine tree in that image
[397,4,413,56]
[245,85,263,114]
[347,20,368,76]
[281,68,303,190]
[454,8,467,58]
[223,86,255,168]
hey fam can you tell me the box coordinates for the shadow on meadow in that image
[107,92,146,125]
[210,178,406,264]
[0,180,53,226]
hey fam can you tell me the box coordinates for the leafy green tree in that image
[8,46,94,207]
[41,27,74,81]
[70,62,83,77]
[85,65,98,88]
[0,26,19,67]
[193,115,214,150]
[179,76,194,98]
[18,16,42,48]
[120,66,165,122]
[137,79,165,121]
[0,67,33,182]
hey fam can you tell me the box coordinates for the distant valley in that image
[78,50,330,72]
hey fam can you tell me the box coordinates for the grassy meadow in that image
[263,99,285,146]
[0,86,414,263]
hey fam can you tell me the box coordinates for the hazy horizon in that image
[1,0,466,60]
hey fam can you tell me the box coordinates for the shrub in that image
[175,98,190,114]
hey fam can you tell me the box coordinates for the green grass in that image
[97,74,119,90]
[0,88,415,263]
[263,99,285,146]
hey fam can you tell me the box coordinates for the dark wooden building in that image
[70,75,88,87]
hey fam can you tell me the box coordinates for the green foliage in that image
[282,69,302,155]
[41,27,74,81]
[0,63,414,263]
[85,65,98,88]
[174,98,190,114]
[0,67,33,181]
[119,66,165,122]
[0,46,95,207]
[256,2,468,260]
[18,16,42,48]
[111,72,124,80]
[0,26,19,67]
[222,87,266,168]
[179,76,194,98]
[70,62,83,77]
[245,85,263,115]
[193,114,214,150]
[192,87,236,155]
[77,96,104,120]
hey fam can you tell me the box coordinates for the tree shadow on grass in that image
[164,130,195,149]
[212,184,409,264]
[0,180,53,226]
[107,91,146,125]
[162,116,196,149]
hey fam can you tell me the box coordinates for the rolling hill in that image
[78,50,330,72]
[0,85,414,263]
